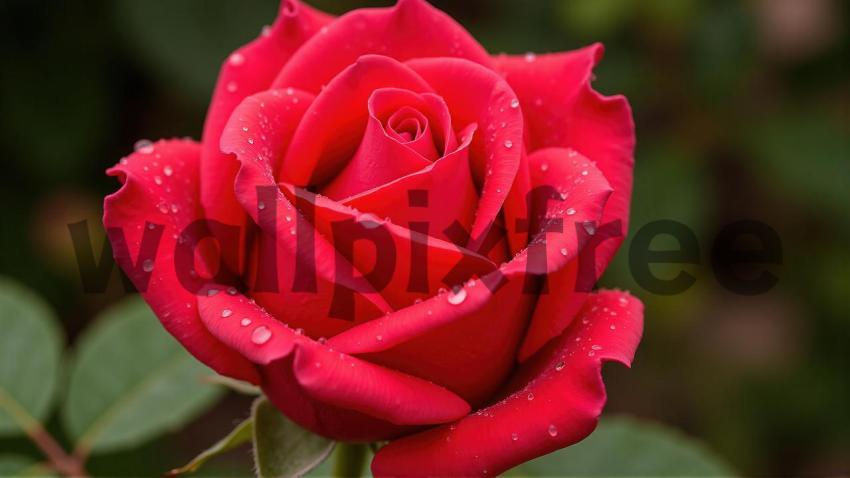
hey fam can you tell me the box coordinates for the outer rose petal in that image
[494,44,636,281]
[103,139,258,383]
[196,288,470,440]
[371,290,644,477]
[271,0,492,93]
[200,0,333,272]
[517,147,613,360]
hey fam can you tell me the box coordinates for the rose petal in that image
[279,185,496,310]
[494,44,636,279]
[200,0,333,273]
[280,55,433,187]
[406,57,524,251]
[221,89,394,338]
[328,150,612,401]
[196,288,470,440]
[340,123,479,247]
[271,0,491,93]
[371,290,644,477]
[104,139,259,383]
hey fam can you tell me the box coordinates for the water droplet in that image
[229,52,245,66]
[207,288,219,297]
[560,247,568,256]
[226,81,238,93]
[588,350,596,357]
[591,344,602,351]
[548,424,558,437]
[610,324,617,330]
[524,52,537,62]
[286,87,295,96]
[227,287,238,295]
[258,201,266,210]
[566,208,576,216]
[247,138,254,145]
[142,259,154,272]
[447,288,467,305]
[511,432,519,441]
[163,165,173,176]
[583,222,596,235]
[241,318,252,327]
[540,163,549,172]
[555,361,565,371]
[153,176,163,185]
[251,326,272,345]
[527,392,534,401]
[581,170,588,176]
[134,139,154,154]
[504,139,513,149]
[510,98,520,109]
[221,309,233,318]
[376,334,383,342]
[295,328,304,335]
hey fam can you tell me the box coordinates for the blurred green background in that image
[0,0,848,476]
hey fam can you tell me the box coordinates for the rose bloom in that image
[104,0,642,475]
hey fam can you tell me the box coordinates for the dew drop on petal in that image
[142,259,154,272]
[163,165,173,176]
[527,392,534,401]
[560,247,568,256]
[504,139,513,149]
[511,432,519,441]
[221,309,233,318]
[376,334,383,342]
[447,288,467,305]
[134,139,154,154]
[229,52,245,66]
[207,288,219,297]
[555,360,565,371]
[510,98,520,109]
[566,208,576,216]
[524,52,537,62]
[251,326,272,345]
[241,318,252,327]
[548,425,558,437]
[226,81,238,93]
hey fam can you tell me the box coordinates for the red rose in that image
[103,0,642,475]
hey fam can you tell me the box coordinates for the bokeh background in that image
[1,0,848,476]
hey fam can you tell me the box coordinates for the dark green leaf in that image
[0,455,55,477]
[0,277,62,437]
[252,398,335,478]
[167,417,253,476]
[516,416,736,477]
[62,296,224,455]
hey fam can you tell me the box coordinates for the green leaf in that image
[0,277,62,437]
[516,416,736,477]
[167,417,253,476]
[252,398,335,478]
[0,455,55,477]
[62,296,224,455]
[202,375,262,396]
